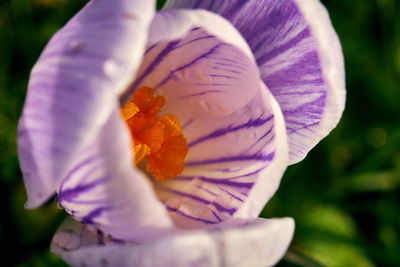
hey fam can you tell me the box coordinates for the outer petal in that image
[292,0,346,159]
[164,0,346,164]
[51,217,294,267]
[57,106,173,242]
[18,0,156,208]
[127,10,288,227]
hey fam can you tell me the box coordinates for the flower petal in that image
[291,0,346,161]
[57,106,173,242]
[123,9,288,226]
[52,216,294,267]
[18,0,156,208]
[123,9,260,118]
[156,84,288,227]
[164,0,345,164]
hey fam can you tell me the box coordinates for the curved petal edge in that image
[18,0,156,208]
[289,0,346,164]
[52,217,294,267]
[162,0,346,165]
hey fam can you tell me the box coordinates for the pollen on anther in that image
[120,86,188,181]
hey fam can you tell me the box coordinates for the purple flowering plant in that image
[18,0,345,266]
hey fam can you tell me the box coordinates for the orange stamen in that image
[147,115,188,181]
[131,86,166,117]
[120,101,139,120]
[120,86,188,181]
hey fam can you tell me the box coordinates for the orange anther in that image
[120,87,188,181]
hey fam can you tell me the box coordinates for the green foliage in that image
[0,0,399,266]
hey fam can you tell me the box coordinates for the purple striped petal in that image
[56,107,173,242]
[122,9,288,227]
[164,0,346,164]
[123,9,259,118]
[155,84,288,227]
[18,0,156,208]
[52,216,294,267]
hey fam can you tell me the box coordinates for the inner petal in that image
[156,88,277,229]
[126,27,281,229]
[126,28,260,119]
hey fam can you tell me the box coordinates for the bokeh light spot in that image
[366,127,387,148]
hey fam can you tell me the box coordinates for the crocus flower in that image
[18,0,345,266]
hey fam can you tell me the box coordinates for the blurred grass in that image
[0,0,399,266]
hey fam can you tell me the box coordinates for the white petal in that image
[155,84,288,227]
[18,0,156,208]
[123,9,288,226]
[52,217,295,267]
[57,106,173,242]
[290,0,346,163]
[163,0,346,164]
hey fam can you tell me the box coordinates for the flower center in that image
[120,86,188,181]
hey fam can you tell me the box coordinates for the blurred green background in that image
[0,0,399,266]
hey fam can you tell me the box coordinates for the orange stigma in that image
[120,86,188,181]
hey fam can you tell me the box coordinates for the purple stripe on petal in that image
[274,88,325,96]
[81,207,109,225]
[154,43,223,89]
[179,90,224,99]
[188,115,273,148]
[59,155,99,191]
[96,229,105,245]
[190,27,201,32]
[263,51,324,88]
[256,126,274,143]
[194,177,253,189]
[162,188,237,215]
[181,118,194,130]
[213,62,247,72]
[129,39,181,92]
[218,187,244,202]
[174,35,216,49]
[174,176,254,189]
[209,57,248,66]
[177,166,266,181]
[208,74,239,80]
[166,206,218,224]
[256,27,310,65]
[211,66,241,74]
[197,186,218,197]
[193,83,228,86]
[287,121,319,135]
[282,94,326,118]
[144,41,159,55]
[212,211,222,221]
[185,152,274,166]
[57,177,109,202]
[61,199,108,205]
[212,202,236,215]
[164,188,210,205]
